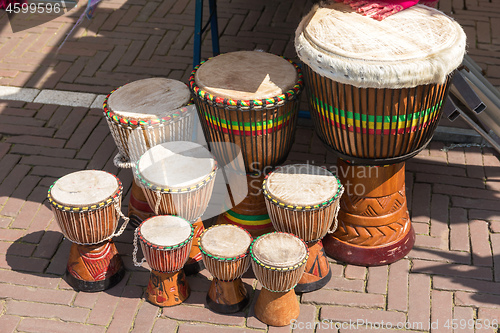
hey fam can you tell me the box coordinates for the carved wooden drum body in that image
[199,224,252,313]
[136,215,194,307]
[103,78,194,227]
[295,3,466,265]
[48,170,126,291]
[190,51,304,237]
[250,232,308,326]
[263,164,343,292]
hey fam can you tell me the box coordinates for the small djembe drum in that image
[189,50,304,237]
[48,170,129,291]
[263,164,343,292]
[103,77,193,227]
[250,232,308,326]
[134,215,193,306]
[199,224,252,313]
[295,3,466,265]
[134,141,217,275]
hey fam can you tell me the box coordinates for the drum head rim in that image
[103,84,192,128]
[249,231,309,271]
[199,224,253,261]
[138,215,194,251]
[189,55,304,110]
[262,166,343,211]
[47,171,123,212]
[135,163,218,193]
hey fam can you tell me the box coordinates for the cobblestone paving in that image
[0,0,500,331]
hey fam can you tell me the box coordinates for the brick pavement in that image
[0,97,499,332]
[0,0,500,331]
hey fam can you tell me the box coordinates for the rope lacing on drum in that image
[113,152,134,169]
[66,197,130,246]
[112,199,130,237]
[327,184,344,234]
[133,228,147,267]
[154,191,162,216]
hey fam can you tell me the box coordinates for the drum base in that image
[146,269,190,307]
[128,180,154,228]
[324,160,414,266]
[65,241,124,292]
[323,225,415,266]
[65,266,125,292]
[217,173,274,238]
[254,288,300,327]
[206,278,249,314]
[295,240,331,293]
[184,218,205,276]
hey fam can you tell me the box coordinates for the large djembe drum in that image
[48,170,128,291]
[189,50,304,237]
[199,224,252,313]
[134,215,193,306]
[250,232,308,326]
[103,78,193,226]
[295,3,466,265]
[263,164,343,292]
[134,141,217,274]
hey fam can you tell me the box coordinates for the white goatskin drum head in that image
[266,164,338,206]
[51,170,118,206]
[253,233,307,268]
[195,51,298,100]
[107,78,191,121]
[138,141,215,189]
[295,3,466,88]
[140,216,191,247]
[201,225,252,258]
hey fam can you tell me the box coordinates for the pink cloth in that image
[336,0,439,20]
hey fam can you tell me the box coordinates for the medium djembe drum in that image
[250,232,308,327]
[295,3,466,265]
[103,78,193,226]
[48,170,128,291]
[263,164,343,292]
[199,224,252,313]
[134,216,193,306]
[189,50,304,237]
[135,141,217,274]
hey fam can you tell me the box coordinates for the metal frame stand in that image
[193,0,220,68]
